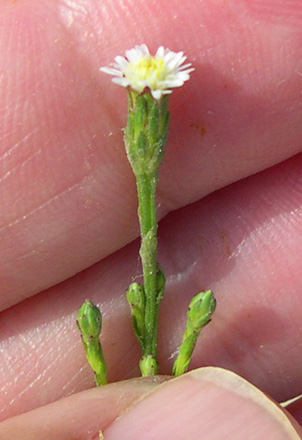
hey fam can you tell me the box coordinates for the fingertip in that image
[0,376,169,439]
[104,367,302,439]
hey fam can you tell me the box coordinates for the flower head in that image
[100,44,194,100]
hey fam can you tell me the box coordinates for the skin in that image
[0,0,302,437]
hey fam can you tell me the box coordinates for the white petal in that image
[178,63,194,72]
[112,77,130,87]
[126,44,150,62]
[155,46,165,58]
[138,44,150,55]
[151,89,163,100]
[100,66,123,76]
[168,52,186,70]
[114,56,129,69]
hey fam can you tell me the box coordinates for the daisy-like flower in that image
[100,44,194,100]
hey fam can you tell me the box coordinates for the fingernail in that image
[104,367,302,440]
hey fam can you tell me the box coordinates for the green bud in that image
[126,282,146,349]
[139,354,158,376]
[77,300,107,386]
[172,290,216,377]
[126,282,145,310]
[187,290,216,332]
[77,300,102,342]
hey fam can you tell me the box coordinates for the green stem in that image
[136,172,159,370]
[124,91,170,376]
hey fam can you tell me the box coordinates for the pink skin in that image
[1,0,302,437]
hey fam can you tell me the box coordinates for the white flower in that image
[100,44,194,100]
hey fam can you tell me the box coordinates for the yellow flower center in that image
[127,57,166,89]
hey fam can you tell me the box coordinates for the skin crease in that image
[0,0,302,437]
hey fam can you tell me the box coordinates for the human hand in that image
[1,0,302,438]
[1,368,302,439]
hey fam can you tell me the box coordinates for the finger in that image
[1,0,302,309]
[0,376,168,440]
[103,368,302,440]
[1,154,302,419]
[1,369,300,440]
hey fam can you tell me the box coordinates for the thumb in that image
[105,367,302,440]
